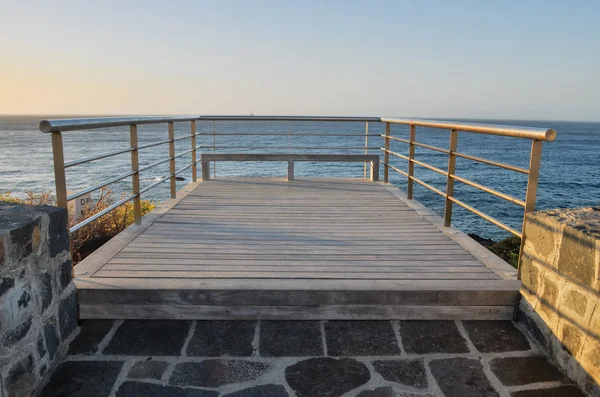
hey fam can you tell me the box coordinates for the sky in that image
[1,0,599,120]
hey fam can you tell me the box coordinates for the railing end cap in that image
[545,129,557,142]
[39,120,53,133]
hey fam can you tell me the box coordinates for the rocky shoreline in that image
[469,233,521,268]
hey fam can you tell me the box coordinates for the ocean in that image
[1,116,599,241]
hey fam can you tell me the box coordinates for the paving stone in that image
[429,357,499,397]
[170,359,273,387]
[372,359,428,389]
[39,360,123,397]
[285,357,370,397]
[115,381,218,397]
[325,321,400,356]
[128,359,169,379]
[356,387,437,397]
[187,320,255,357]
[104,320,191,356]
[490,356,564,386]
[510,385,586,397]
[260,320,323,357]
[462,321,531,352]
[223,384,289,397]
[399,321,469,354]
[68,320,115,355]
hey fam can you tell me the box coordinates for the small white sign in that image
[68,193,94,221]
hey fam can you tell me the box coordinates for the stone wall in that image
[0,203,77,397]
[518,207,600,396]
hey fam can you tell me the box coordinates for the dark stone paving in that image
[67,320,114,355]
[490,356,564,385]
[170,359,273,388]
[372,359,428,389]
[399,321,469,354]
[429,357,499,397]
[222,384,289,397]
[39,360,123,397]
[285,357,370,397]
[462,321,531,353]
[260,320,323,357]
[40,319,587,397]
[187,320,255,357]
[510,385,587,397]
[115,381,218,397]
[325,321,400,356]
[103,320,191,356]
[128,359,169,379]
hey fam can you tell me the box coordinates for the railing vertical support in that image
[51,131,68,209]
[191,120,197,182]
[168,122,176,198]
[363,121,369,178]
[407,125,416,199]
[129,124,141,225]
[517,140,543,279]
[212,120,216,178]
[383,122,390,182]
[443,129,459,227]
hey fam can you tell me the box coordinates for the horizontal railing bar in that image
[137,139,172,150]
[173,135,192,143]
[380,135,410,144]
[174,148,194,159]
[138,157,172,173]
[40,116,198,133]
[64,147,134,168]
[451,174,526,207]
[174,163,194,175]
[380,161,408,177]
[139,175,171,194]
[411,158,448,176]
[198,116,381,122]
[453,151,529,174]
[197,146,380,150]
[380,135,450,154]
[195,133,376,137]
[380,118,556,141]
[380,148,409,161]
[448,196,522,237]
[70,193,137,233]
[66,170,136,201]
[409,175,446,197]
[412,141,450,154]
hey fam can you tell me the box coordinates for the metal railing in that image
[40,115,556,278]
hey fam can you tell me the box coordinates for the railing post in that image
[517,140,543,279]
[168,122,176,198]
[212,120,216,178]
[129,124,142,225]
[51,131,68,209]
[443,129,459,227]
[363,121,369,178]
[383,122,390,182]
[407,125,416,199]
[191,120,197,182]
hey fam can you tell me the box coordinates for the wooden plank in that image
[103,265,493,273]
[78,304,515,320]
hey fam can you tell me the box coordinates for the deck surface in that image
[74,178,520,320]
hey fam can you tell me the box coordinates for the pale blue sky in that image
[1,0,599,120]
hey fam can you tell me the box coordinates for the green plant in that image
[488,236,521,268]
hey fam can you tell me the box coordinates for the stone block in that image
[104,320,191,356]
[399,320,469,354]
[67,320,114,355]
[36,205,69,258]
[557,228,596,287]
[0,276,14,297]
[372,359,428,388]
[39,272,53,312]
[40,360,123,397]
[58,289,78,340]
[490,356,564,386]
[128,359,169,379]
[44,322,60,360]
[510,385,586,397]
[325,320,400,356]
[223,384,288,397]
[429,357,498,397]
[558,321,584,357]
[1,317,32,349]
[524,214,560,266]
[260,320,323,357]
[116,381,218,397]
[5,354,35,397]
[462,321,531,353]
[170,359,273,388]
[561,287,588,318]
[187,320,255,357]
[59,258,73,290]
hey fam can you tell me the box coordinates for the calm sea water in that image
[1,116,598,240]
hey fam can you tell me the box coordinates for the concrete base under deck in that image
[74,178,520,320]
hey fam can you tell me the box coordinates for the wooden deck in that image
[74,178,520,320]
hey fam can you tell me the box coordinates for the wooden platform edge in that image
[78,304,516,320]
[73,181,202,277]
[379,182,519,281]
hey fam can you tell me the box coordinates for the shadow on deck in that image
[74,178,520,320]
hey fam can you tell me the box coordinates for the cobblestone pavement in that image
[36,320,587,397]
